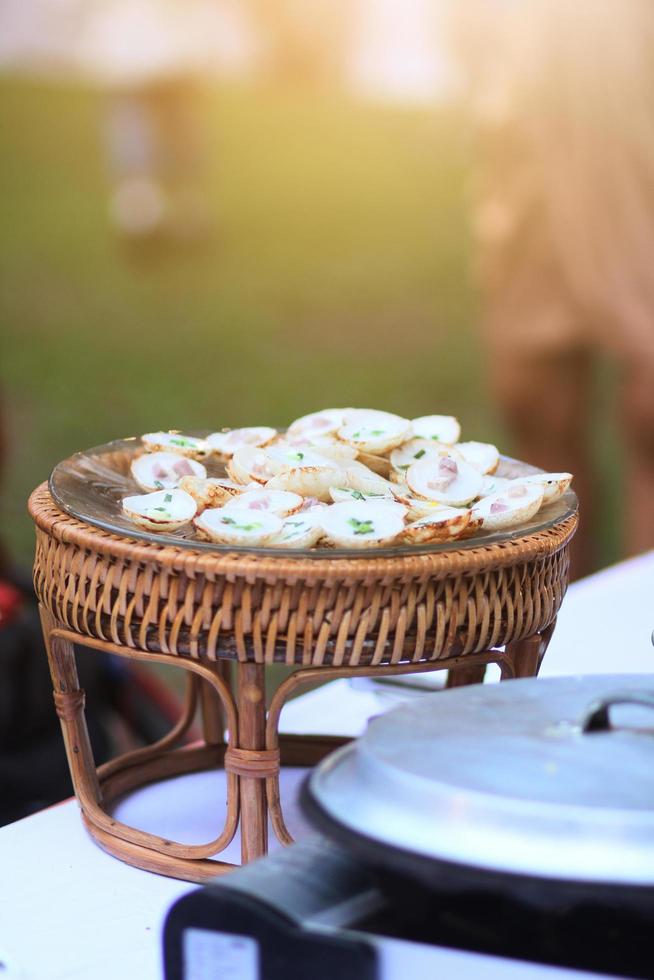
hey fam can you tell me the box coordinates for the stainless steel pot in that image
[302,674,654,891]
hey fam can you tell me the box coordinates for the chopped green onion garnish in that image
[153,480,164,490]
[414,449,426,459]
[347,517,374,535]
[221,516,263,532]
[164,493,173,503]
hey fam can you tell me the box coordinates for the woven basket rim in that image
[29,482,577,582]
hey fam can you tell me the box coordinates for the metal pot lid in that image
[306,674,654,885]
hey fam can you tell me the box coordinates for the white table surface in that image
[1,552,652,980]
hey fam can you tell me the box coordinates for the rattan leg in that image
[235,662,269,863]
[504,619,556,678]
[43,628,241,879]
[446,663,487,687]
[39,605,101,806]
[82,813,237,883]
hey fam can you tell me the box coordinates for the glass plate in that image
[49,435,577,560]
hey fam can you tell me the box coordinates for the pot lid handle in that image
[582,691,654,734]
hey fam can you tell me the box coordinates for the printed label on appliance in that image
[183,928,260,980]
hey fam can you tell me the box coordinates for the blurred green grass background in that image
[0,77,618,569]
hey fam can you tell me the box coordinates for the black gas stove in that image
[163,835,648,980]
[165,675,654,980]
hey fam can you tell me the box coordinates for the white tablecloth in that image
[1,552,652,980]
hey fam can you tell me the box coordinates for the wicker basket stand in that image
[29,483,577,883]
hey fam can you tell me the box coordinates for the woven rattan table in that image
[29,482,577,883]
